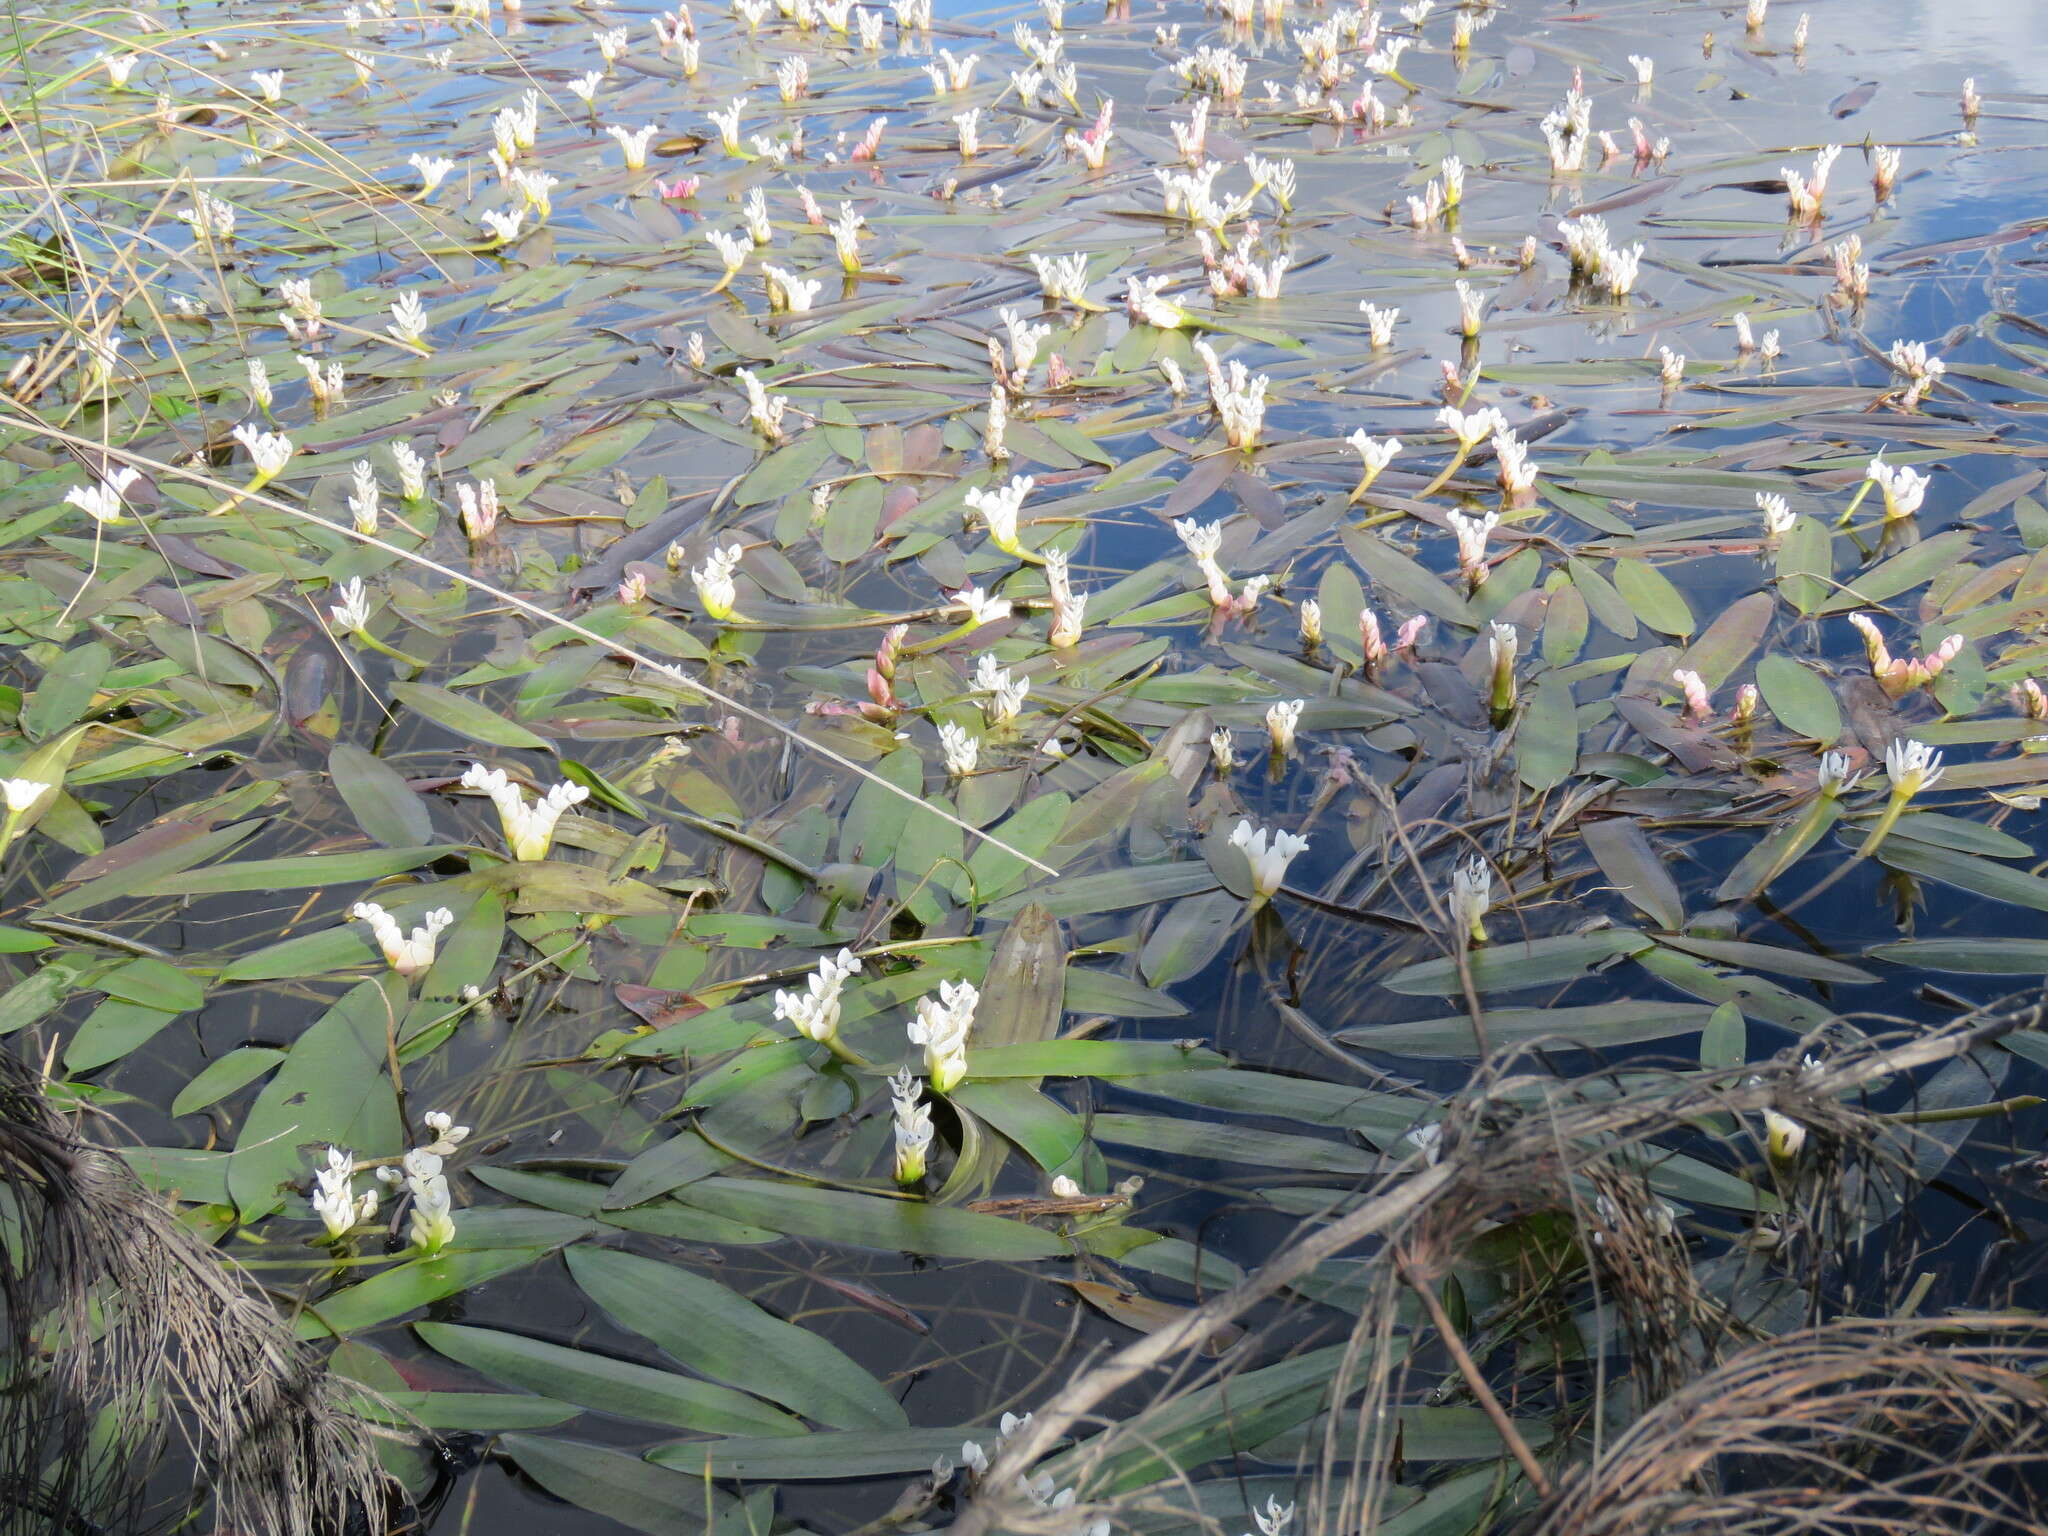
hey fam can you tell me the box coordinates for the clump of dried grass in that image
[0,1050,389,1536]
[1528,1315,2048,1536]
[954,994,2048,1536]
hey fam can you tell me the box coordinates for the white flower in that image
[736,368,788,439]
[595,24,631,61]
[891,1067,934,1183]
[231,423,293,478]
[1209,358,1269,449]
[1125,274,1187,329]
[176,193,236,241]
[1,778,52,815]
[607,123,658,171]
[1447,510,1499,586]
[480,207,525,243]
[102,52,139,86]
[708,229,751,274]
[421,1109,471,1156]
[692,542,744,620]
[311,1147,379,1239]
[1454,279,1486,336]
[1672,667,1712,722]
[1874,144,1901,196]
[1174,518,1233,607]
[829,202,865,271]
[1253,1496,1296,1536]
[907,979,978,1091]
[568,69,602,104]
[64,465,141,525]
[351,901,453,977]
[246,357,273,411]
[1865,455,1929,518]
[410,152,455,195]
[774,948,863,1043]
[1449,857,1490,941]
[1818,750,1863,798]
[710,96,750,154]
[330,577,371,633]
[457,479,499,541]
[1438,405,1504,451]
[952,586,1012,626]
[460,764,590,861]
[1884,738,1943,801]
[1229,818,1308,898]
[1359,302,1401,347]
[1265,698,1304,756]
[1628,54,1653,84]
[1209,729,1235,772]
[938,722,980,776]
[297,353,345,405]
[1492,430,1539,495]
[1043,548,1087,647]
[966,475,1035,557]
[1757,492,1795,540]
[1658,346,1686,385]
[405,1148,457,1254]
[1031,252,1089,305]
[1298,598,1323,648]
[972,653,1031,725]
[1782,144,1841,215]
[1763,1107,1805,1162]
[761,265,821,314]
[1347,431,1402,486]
[391,442,427,501]
[1603,243,1644,297]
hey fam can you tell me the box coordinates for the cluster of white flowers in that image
[972,653,1031,725]
[907,979,978,1091]
[1783,144,1841,215]
[351,901,453,977]
[1865,454,1930,519]
[460,763,590,860]
[1230,819,1308,899]
[774,949,863,1043]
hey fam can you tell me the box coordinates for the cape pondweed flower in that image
[1454,279,1486,337]
[461,764,589,861]
[1359,302,1401,347]
[457,479,499,541]
[1863,456,1930,519]
[409,153,454,196]
[1298,598,1322,649]
[972,653,1030,726]
[1448,510,1499,589]
[736,368,789,439]
[421,1110,470,1156]
[402,1147,457,1254]
[1858,738,1944,859]
[1763,1108,1805,1164]
[1817,749,1864,798]
[1125,274,1187,329]
[1438,405,1505,453]
[230,423,292,482]
[1173,518,1233,607]
[1449,856,1491,942]
[1783,144,1841,216]
[1230,818,1308,901]
[1658,347,1686,385]
[1487,621,1518,721]
[65,466,141,525]
[1757,492,1795,541]
[1492,429,1538,497]
[774,948,863,1045]
[607,123,657,170]
[938,721,979,776]
[1347,431,1401,495]
[310,1147,378,1240]
[351,901,452,977]
[907,979,977,1092]
[329,577,371,633]
[952,586,1012,627]
[1265,698,1303,756]
[891,1068,934,1184]
[1043,549,1087,646]
[692,542,744,619]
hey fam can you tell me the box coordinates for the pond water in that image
[6,0,2048,1530]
